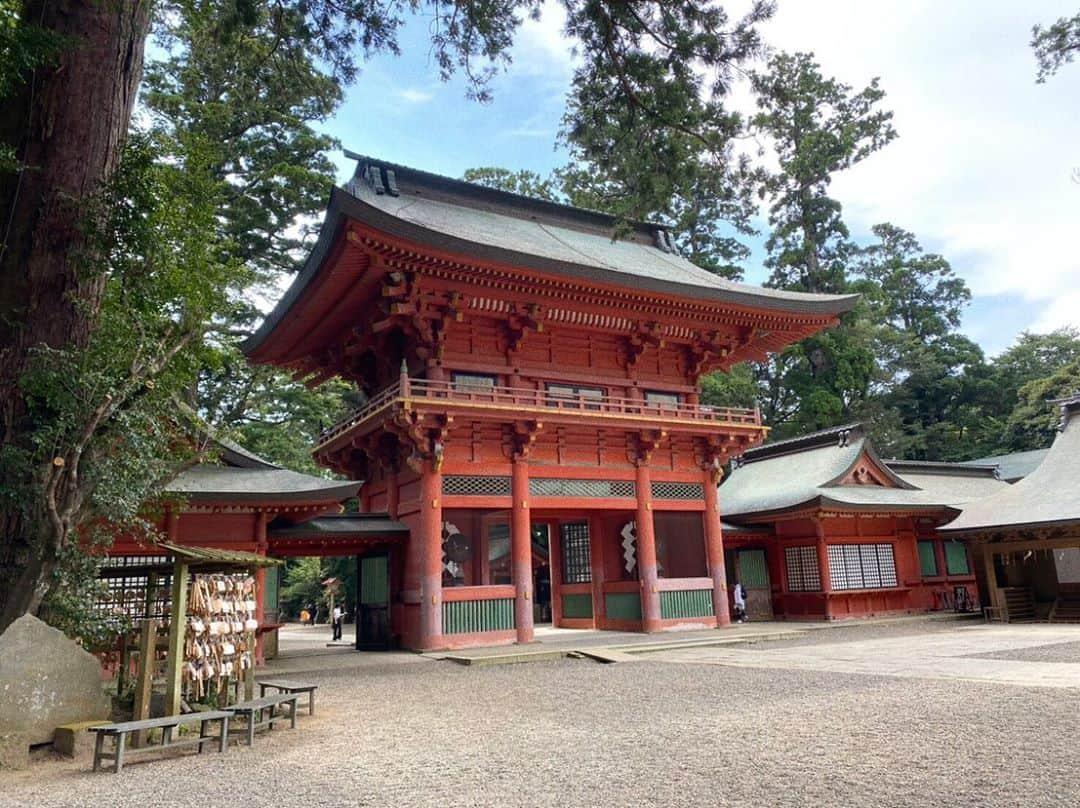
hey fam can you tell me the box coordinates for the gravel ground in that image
[2,636,1078,808]
[971,638,1080,663]
[732,616,969,649]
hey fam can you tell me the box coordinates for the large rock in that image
[0,614,111,745]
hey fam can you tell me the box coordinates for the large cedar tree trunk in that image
[0,0,151,633]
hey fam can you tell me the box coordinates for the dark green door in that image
[736,548,773,620]
[356,553,391,650]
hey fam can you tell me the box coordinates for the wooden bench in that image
[258,679,318,716]
[228,693,299,746]
[88,710,232,773]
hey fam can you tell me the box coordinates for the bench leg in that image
[309,690,315,717]
[200,719,210,753]
[114,733,127,774]
[248,711,256,746]
[92,732,105,772]
[290,700,297,730]
[259,682,269,698]
[219,716,229,753]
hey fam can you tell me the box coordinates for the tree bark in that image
[0,0,151,633]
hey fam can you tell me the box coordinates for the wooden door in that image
[737,548,773,620]
[356,553,391,650]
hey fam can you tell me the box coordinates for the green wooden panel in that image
[442,598,515,634]
[262,565,280,611]
[660,589,715,619]
[918,541,939,577]
[737,549,769,588]
[561,593,593,619]
[360,556,388,605]
[944,541,970,576]
[604,592,642,621]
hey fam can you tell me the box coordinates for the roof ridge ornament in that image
[1049,391,1080,430]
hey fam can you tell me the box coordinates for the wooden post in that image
[244,630,255,699]
[418,462,443,650]
[511,456,534,644]
[635,463,662,632]
[815,521,832,620]
[131,618,155,747]
[702,468,731,627]
[982,543,1002,617]
[254,511,268,664]
[165,560,189,716]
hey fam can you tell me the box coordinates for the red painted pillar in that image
[418,463,444,650]
[386,469,400,519]
[511,457,534,643]
[815,521,832,620]
[702,469,731,627]
[635,463,662,632]
[254,510,268,664]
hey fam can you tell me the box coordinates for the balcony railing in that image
[318,377,761,447]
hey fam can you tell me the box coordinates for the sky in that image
[318,1,1079,356]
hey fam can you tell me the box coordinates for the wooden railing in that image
[319,376,761,446]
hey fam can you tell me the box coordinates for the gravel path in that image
[972,639,1080,663]
[2,638,1078,808]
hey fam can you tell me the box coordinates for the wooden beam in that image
[165,560,189,716]
[131,618,155,748]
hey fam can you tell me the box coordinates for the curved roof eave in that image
[245,185,861,358]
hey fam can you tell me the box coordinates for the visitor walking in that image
[332,605,343,640]
[732,581,748,623]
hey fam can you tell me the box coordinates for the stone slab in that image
[0,614,112,745]
[53,720,108,758]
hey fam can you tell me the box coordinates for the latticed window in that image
[94,555,172,626]
[560,521,592,584]
[944,541,970,576]
[785,546,820,592]
[644,390,680,407]
[443,476,512,496]
[530,478,635,498]
[452,373,497,392]
[918,540,939,577]
[651,482,705,500]
[827,544,898,590]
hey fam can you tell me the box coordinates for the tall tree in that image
[752,52,897,294]
[746,52,896,438]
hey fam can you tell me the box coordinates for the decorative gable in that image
[840,454,896,487]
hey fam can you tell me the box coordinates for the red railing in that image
[318,377,761,446]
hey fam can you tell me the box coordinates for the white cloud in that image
[397,88,434,104]
[754,0,1080,342]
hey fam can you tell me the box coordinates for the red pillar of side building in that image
[511,457,535,644]
[418,462,444,650]
[702,469,731,627]
[815,520,833,620]
[635,462,663,633]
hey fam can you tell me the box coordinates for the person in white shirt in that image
[732,582,748,623]
[332,605,343,640]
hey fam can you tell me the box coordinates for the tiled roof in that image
[962,448,1050,483]
[720,425,1008,522]
[245,154,859,355]
[943,399,1080,534]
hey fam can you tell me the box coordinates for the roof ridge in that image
[343,150,669,242]
[739,422,864,464]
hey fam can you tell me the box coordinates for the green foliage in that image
[1032,12,1080,82]
[700,365,758,410]
[752,52,897,294]
[463,167,561,201]
[1004,358,1080,451]
[279,556,326,617]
